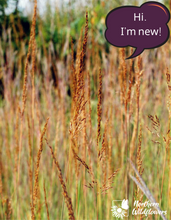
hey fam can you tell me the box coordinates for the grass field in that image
[0,0,171,219]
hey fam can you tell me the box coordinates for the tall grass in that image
[0,0,170,219]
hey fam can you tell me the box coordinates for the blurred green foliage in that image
[0,0,7,17]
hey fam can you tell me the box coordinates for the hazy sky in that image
[6,0,60,15]
[5,0,165,15]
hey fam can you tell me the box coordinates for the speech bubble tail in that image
[126,47,144,59]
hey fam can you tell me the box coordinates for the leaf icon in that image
[121,199,129,210]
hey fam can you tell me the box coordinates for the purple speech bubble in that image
[105,1,170,59]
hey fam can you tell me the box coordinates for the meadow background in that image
[0,0,171,219]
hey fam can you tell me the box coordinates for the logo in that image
[111,199,129,219]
